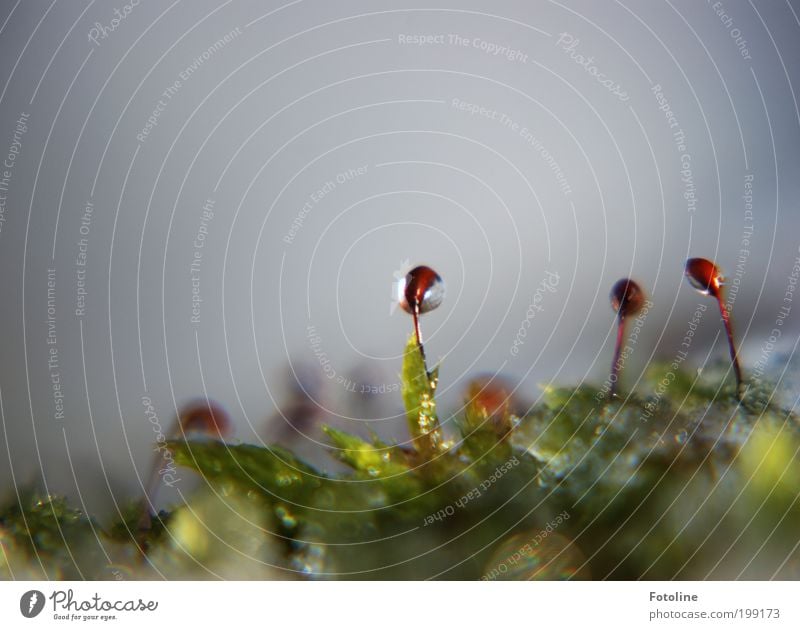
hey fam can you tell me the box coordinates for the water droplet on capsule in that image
[685,257,724,298]
[398,265,445,315]
[610,278,645,318]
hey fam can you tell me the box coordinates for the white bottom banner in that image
[0,581,795,629]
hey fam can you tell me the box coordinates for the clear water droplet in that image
[685,257,723,297]
[276,473,296,487]
[290,526,334,579]
[275,505,297,529]
[291,543,327,576]
[594,423,608,436]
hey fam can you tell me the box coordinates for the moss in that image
[1,337,798,579]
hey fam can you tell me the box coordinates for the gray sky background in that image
[1,0,799,513]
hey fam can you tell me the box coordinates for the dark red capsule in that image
[685,257,724,299]
[610,278,645,319]
[399,266,445,316]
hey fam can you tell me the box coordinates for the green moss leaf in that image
[5,334,800,580]
[322,426,410,478]
[401,333,443,455]
[169,440,323,502]
[0,492,106,579]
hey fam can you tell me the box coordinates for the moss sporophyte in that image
[684,257,744,399]
[2,261,799,580]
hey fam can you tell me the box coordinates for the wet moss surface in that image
[2,337,799,580]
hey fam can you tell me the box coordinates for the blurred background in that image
[0,0,799,515]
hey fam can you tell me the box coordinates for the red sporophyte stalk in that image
[398,265,444,371]
[608,278,646,398]
[684,257,744,400]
